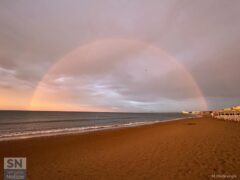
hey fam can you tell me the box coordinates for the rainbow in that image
[29,38,208,111]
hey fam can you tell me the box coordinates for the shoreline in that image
[1,117,240,179]
[0,116,196,142]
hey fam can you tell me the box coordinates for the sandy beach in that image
[0,117,240,180]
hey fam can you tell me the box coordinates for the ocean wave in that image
[0,117,193,141]
[0,116,144,125]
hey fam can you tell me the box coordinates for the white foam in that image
[0,117,194,141]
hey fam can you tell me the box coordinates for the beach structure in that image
[211,106,240,122]
[181,111,202,115]
[182,110,212,117]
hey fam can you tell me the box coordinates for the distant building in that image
[211,105,240,122]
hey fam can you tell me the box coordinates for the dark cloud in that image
[0,0,239,111]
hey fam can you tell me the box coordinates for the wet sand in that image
[0,117,240,180]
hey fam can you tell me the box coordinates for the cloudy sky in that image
[0,0,239,112]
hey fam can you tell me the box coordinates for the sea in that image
[0,111,194,141]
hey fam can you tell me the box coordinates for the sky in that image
[0,0,239,112]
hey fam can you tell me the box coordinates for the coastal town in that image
[182,105,240,121]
